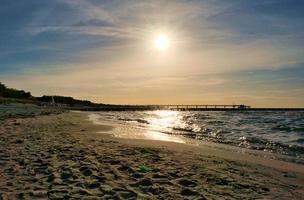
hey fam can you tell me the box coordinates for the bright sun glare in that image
[154,34,170,50]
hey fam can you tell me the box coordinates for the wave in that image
[94,110,304,162]
[273,125,304,132]
[118,117,150,124]
[293,138,304,144]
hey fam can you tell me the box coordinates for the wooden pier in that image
[151,104,251,110]
[73,104,252,111]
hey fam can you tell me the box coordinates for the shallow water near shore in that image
[89,110,304,162]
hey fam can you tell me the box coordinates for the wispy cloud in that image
[0,0,303,106]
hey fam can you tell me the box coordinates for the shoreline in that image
[84,111,304,173]
[86,111,304,167]
[0,111,303,199]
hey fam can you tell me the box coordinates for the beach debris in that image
[138,164,151,173]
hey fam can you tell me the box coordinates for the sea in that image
[89,110,304,163]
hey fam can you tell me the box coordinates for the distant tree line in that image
[36,95,102,107]
[0,82,32,99]
[0,82,103,107]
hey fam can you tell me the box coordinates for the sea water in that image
[89,110,304,162]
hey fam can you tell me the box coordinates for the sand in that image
[0,111,303,199]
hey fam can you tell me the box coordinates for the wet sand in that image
[0,111,303,199]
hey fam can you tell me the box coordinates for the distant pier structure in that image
[75,104,252,111]
[150,104,251,110]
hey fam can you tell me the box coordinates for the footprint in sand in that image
[79,166,94,176]
[178,178,197,187]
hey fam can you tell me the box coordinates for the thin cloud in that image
[1,0,304,106]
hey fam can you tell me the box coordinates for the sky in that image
[0,0,303,107]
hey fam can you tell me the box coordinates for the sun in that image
[154,34,170,50]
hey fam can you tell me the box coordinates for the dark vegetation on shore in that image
[0,82,103,107]
[0,82,31,99]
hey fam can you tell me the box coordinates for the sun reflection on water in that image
[148,110,179,130]
[89,111,186,143]
[143,110,185,143]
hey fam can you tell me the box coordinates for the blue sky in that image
[0,0,303,107]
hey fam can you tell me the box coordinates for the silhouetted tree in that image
[35,95,102,107]
[0,81,103,107]
[0,82,32,99]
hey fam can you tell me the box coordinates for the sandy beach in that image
[0,111,303,199]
